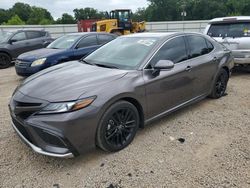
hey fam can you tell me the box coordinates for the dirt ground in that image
[0,67,249,188]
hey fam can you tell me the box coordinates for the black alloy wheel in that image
[210,69,229,99]
[97,101,139,152]
[0,53,11,69]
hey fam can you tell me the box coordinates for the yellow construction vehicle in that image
[91,9,146,35]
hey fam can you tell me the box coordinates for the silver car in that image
[204,16,250,71]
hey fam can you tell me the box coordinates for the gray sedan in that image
[9,32,234,158]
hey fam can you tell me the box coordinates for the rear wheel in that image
[0,52,11,69]
[209,69,229,99]
[96,101,139,152]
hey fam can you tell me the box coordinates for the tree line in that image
[1,0,250,25]
[132,0,250,21]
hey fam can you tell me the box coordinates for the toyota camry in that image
[9,32,234,158]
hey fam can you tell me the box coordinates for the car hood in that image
[18,61,128,102]
[18,48,66,62]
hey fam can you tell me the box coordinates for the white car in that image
[204,16,250,71]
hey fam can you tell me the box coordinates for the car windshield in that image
[0,31,13,43]
[208,22,250,38]
[47,35,81,49]
[84,37,158,70]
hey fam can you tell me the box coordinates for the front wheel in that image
[0,53,11,69]
[209,69,229,99]
[96,101,140,152]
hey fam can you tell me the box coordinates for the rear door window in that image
[98,35,114,45]
[208,22,250,38]
[26,31,43,39]
[186,35,209,58]
[77,35,98,49]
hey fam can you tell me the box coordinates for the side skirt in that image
[144,94,208,125]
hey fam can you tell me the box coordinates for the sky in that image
[0,0,149,19]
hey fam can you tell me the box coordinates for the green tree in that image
[5,15,25,25]
[11,2,32,22]
[27,6,54,24]
[0,9,12,24]
[56,13,76,24]
[73,8,103,20]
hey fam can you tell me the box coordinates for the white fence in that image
[146,20,209,33]
[0,24,78,38]
[0,20,209,38]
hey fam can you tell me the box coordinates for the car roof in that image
[121,32,178,38]
[120,32,204,39]
[209,16,250,23]
[66,32,115,36]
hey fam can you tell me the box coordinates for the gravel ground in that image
[0,67,249,188]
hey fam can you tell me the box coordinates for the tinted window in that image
[47,35,80,49]
[98,35,114,44]
[186,35,209,58]
[26,31,42,39]
[77,35,98,48]
[12,32,26,41]
[149,36,188,67]
[208,22,250,38]
[206,40,214,53]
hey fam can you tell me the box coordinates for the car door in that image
[73,35,100,60]
[25,31,45,50]
[143,36,195,119]
[8,31,28,58]
[185,35,218,97]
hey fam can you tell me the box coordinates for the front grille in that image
[12,117,33,143]
[14,100,43,120]
[16,60,29,68]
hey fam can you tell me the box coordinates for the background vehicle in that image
[0,30,53,69]
[91,9,146,35]
[9,32,233,158]
[204,16,250,72]
[15,32,116,76]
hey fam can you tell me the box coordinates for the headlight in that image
[31,58,46,67]
[38,97,96,115]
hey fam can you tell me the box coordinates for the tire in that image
[0,52,11,69]
[209,69,229,99]
[96,101,140,152]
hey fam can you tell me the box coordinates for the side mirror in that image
[9,39,17,44]
[152,60,174,77]
[154,60,174,70]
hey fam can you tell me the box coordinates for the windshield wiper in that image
[94,63,119,69]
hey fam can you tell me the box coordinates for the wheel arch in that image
[222,66,230,78]
[0,50,12,59]
[119,97,145,128]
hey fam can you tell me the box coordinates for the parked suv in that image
[0,30,53,69]
[204,16,250,71]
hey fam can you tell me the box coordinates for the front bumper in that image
[11,120,74,158]
[9,91,101,158]
[15,60,43,77]
[234,57,250,65]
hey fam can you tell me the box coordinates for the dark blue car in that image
[15,32,116,76]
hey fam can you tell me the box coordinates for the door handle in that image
[185,66,192,72]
